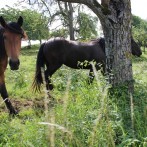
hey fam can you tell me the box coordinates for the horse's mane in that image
[91,38,105,52]
[7,22,25,37]
[0,27,6,59]
[98,38,105,53]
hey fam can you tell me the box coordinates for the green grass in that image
[0,46,147,146]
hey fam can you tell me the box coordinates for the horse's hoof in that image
[49,84,54,90]
[9,109,18,116]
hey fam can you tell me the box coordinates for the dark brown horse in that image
[33,37,142,92]
[0,16,27,115]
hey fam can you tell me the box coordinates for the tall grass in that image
[0,46,146,146]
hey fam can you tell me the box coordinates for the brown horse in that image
[32,37,142,92]
[0,16,27,115]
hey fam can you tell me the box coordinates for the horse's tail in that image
[32,43,46,92]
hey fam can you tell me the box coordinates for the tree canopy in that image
[76,12,98,40]
[0,7,49,42]
[132,15,147,51]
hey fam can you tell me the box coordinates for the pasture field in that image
[0,45,147,147]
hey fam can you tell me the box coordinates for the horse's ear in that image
[0,16,7,28]
[17,16,23,26]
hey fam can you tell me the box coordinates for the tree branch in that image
[57,0,109,22]
[40,0,52,18]
[57,0,90,5]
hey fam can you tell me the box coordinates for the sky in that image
[0,0,147,20]
[131,0,147,20]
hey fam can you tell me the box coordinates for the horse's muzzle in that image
[9,59,20,70]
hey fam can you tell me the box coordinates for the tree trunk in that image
[102,1,133,87]
[68,3,75,40]
[58,2,75,40]
[39,39,42,45]
[64,2,75,40]
[27,39,31,49]
[91,0,133,92]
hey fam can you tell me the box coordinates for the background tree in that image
[20,9,49,46]
[24,0,99,40]
[57,2,75,40]
[0,7,49,47]
[49,28,68,38]
[76,12,98,40]
[25,0,76,40]
[132,15,147,52]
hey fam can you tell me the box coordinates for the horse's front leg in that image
[0,83,18,115]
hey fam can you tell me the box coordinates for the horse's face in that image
[3,30,22,70]
[131,38,142,57]
[0,16,27,70]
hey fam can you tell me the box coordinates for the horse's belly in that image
[64,59,92,69]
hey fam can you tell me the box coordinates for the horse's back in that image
[43,38,66,64]
[42,37,106,69]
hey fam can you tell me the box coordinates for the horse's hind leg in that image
[45,64,62,90]
[88,68,95,84]
[0,83,18,115]
[45,70,53,90]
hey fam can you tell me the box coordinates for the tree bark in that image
[103,0,133,86]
